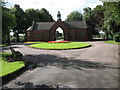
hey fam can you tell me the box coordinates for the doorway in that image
[55,27,64,41]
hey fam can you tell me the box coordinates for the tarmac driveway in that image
[2,41,119,88]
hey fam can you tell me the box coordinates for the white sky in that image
[5,0,103,21]
[56,27,63,33]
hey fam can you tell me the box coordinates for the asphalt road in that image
[2,41,119,88]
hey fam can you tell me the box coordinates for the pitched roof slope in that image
[36,22,55,30]
[27,21,87,31]
[64,21,87,29]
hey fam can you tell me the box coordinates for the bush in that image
[10,36,16,42]
[10,35,25,42]
[19,36,25,42]
[114,34,120,42]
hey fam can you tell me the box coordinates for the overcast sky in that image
[5,0,103,21]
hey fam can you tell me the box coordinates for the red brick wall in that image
[50,20,69,41]
[27,30,50,41]
[67,29,90,41]
[27,20,92,41]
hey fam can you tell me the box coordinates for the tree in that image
[92,5,105,39]
[93,5,105,28]
[12,4,26,42]
[103,2,120,40]
[2,2,16,44]
[25,8,54,26]
[65,11,83,21]
[25,8,42,28]
[83,7,99,38]
[40,8,54,22]
[25,8,54,41]
[25,8,54,34]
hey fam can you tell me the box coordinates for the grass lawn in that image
[0,45,5,47]
[0,52,25,77]
[105,40,120,44]
[0,44,10,47]
[29,42,91,50]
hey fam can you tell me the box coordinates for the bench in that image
[10,47,23,61]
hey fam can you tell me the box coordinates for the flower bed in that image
[29,42,91,50]
[48,41,70,43]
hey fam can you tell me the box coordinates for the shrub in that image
[19,36,25,42]
[114,34,120,42]
[10,36,16,42]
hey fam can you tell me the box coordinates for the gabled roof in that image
[27,21,55,31]
[36,22,55,30]
[27,20,87,31]
[64,21,87,29]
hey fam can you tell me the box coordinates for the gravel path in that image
[2,41,119,88]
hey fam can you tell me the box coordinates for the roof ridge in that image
[36,22,55,23]
[64,20,86,22]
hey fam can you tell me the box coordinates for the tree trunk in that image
[16,33,20,42]
[110,31,114,40]
[105,33,108,40]
[106,31,109,40]
[24,31,27,42]
[7,35,10,44]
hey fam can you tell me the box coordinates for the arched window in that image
[55,27,64,41]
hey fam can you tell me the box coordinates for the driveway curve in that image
[2,41,119,88]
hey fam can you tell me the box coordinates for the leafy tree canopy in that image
[2,2,16,43]
[40,8,54,22]
[83,7,99,36]
[103,2,120,40]
[65,11,83,21]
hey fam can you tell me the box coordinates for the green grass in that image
[105,40,120,44]
[0,45,5,47]
[0,52,25,77]
[29,42,91,50]
[0,44,10,47]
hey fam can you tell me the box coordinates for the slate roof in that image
[64,21,87,29]
[36,22,55,30]
[27,21,87,31]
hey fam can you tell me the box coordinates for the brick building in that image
[27,11,92,41]
[27,20,92,41]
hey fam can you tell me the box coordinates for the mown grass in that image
[0,45,5,47]
[0,44,10,47]
[29,42,91,50]
[105,40,120,44]
[0,52,25,77]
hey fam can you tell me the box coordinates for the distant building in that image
[27,12,92,41]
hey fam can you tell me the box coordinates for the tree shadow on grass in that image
[23,54,119,70]
[2,54,119,89]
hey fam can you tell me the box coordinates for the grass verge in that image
[0,44,10,47]
[29,42,91,50]
[104,40,120,44]
[0,52,25,77]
